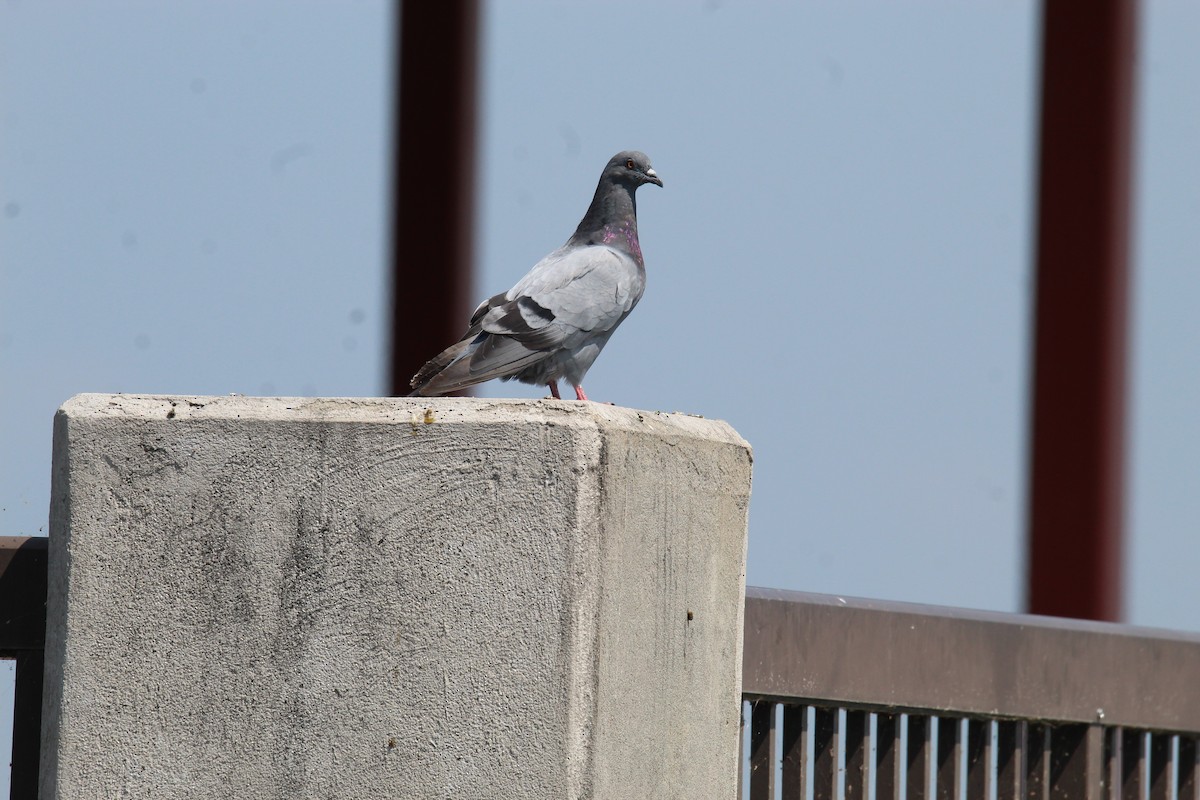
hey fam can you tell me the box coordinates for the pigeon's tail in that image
[407,339,474,397]
[410,331,553,397]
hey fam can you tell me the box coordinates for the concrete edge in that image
[56,394,752,456]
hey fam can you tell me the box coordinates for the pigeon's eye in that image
[625,159,635,170]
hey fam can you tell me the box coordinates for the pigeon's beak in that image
[644,168,663,188]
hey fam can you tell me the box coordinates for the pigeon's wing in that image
[508,244,645,334]
[410,245,642,395]
[445,247,641,386]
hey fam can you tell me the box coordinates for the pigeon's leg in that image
[573,385,589,402]
[548,382,561,400]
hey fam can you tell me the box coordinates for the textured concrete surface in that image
[42,395,751,799]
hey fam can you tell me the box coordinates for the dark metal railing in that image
[0,536,47,800]
[6,557,1200,800]
[740,587,1200,800]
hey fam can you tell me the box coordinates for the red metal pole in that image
[388,0,479,396]
[1026,0,1138,621]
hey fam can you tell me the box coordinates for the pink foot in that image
[574,385,588,402]
[548,382,561,400]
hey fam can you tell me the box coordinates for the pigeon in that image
[408,150,662,401]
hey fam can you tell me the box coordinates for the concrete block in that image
[42,395,751,799]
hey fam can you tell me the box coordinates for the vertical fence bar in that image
[997,721,1022,800]
[967,720,988,800]
[11,650,45,799]
[845,711,869,800]
[813,707,838,800]
[878,714,902,800]
[938,717,961,800]
[1048,724,1104,800]
[1180,738,1199,800]
[1121,729,1145,800]
[1105,727,1119,800]
[739,702,746,800]
[910,716,933,800]
[781,705,806,800]
[1148,734,1171,800]
[997,721,1026,800]
[750,700,777,800]
[1028,723,1050,800]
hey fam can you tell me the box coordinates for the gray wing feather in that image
[414,336,548,396]
[508,245,643,333]
[410,244,643,395]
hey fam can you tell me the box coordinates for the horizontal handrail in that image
[743,586,1200,733]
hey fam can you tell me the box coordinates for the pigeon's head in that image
[605,150,663,189]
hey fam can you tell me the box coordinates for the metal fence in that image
[0,537,46,800]
[740,587,1200,800]
[6,548,1200,800]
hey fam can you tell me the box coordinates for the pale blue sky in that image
[3,2,1199,792]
